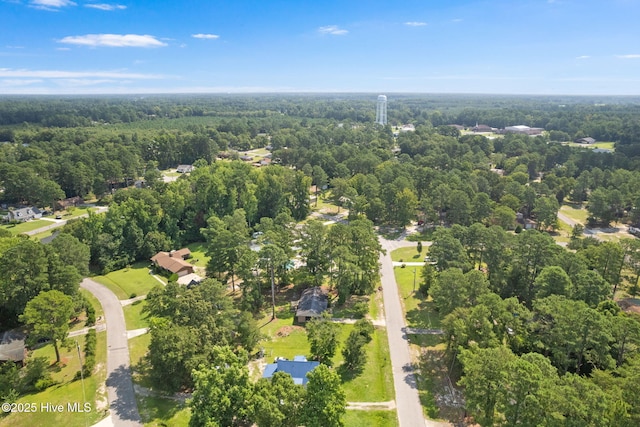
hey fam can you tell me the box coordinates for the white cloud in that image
[318,25,348,36]
[84,3,126,11]
[54,79,120,86]
[192,34,220,40]
[59,34,167,48]
[30,0,76,10]
[0,79,43,86]
[0,68,165,79]
[404,21,427,27]
[576,55,590,59]
[452,18,463,23]
[617,54,640,59]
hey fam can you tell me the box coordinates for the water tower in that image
[376,95,387,125]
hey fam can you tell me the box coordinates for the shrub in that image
[34,378,56,391]
[86,304,96,326]
[352,301,368,318]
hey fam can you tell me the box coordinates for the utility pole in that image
[413,268,417,293]
[270,258,276,320]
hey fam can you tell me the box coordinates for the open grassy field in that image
[30,228,58,241]
[93,261,162,300]
[340,328,394,402]
[123,300,149,330]
[0,331,108,427]
[394,266,441,330]
[136,396,190,427]
[344,410,398,427]
[560,203,588,224]
[185,241,210,268]
[59,206,94,219]
[390,245,428,262]
[129,333,151,369]
[0,219,52,235]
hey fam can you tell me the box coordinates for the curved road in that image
[379,237,449,427]
[81,278,143,427]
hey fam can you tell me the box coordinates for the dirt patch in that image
[276,326,304,337]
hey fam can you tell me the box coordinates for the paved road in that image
[81,278,143,427]
[379,236,449,427]
[26,206,109,237]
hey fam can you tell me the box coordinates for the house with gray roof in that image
[0,329,27,366]
[7,206,42,222]
[295,287,328,323]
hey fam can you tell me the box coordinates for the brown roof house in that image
[151,248,194,277]
[295,287,328,323]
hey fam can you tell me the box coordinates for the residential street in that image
[379,236,450,427]
[81,278,142,427]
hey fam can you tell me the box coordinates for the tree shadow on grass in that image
[137,395,185,425]
[337,363,364,383]
[406,299,441,329]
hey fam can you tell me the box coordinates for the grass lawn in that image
[185,241,210,268]
[394,266,441,329]
[247,148,269,156]
[406,228,437,242]
[123,300,149,330]
[129,333,151,368]
[344,410,398,427]
[0,331,108,427]
[0,219,52,235]
[258,305,394,402]
[161,170,180,177]
[31,229,58,241]
[390,246,428,262]
[560,203,588,224]
[259,319,311,362]
[340,328,394,402]
[93,261,162,300]
[592,141,615,150]
[60,206,94,219]
[136,396,190,427]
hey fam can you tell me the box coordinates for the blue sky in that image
[2,0,640,95]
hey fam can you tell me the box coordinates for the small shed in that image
[295,287,328,323]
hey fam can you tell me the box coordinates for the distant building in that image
[376,95,387,125]
[7,206,42,222]
[176,164,194,173]
[472,124,495,133]
[262,355,320,385]
[502,125,544,135]
[55,196,84,210]
[295,287,328,323]
[575,137,596,144]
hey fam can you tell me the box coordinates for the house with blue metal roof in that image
[262,355,319,385]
